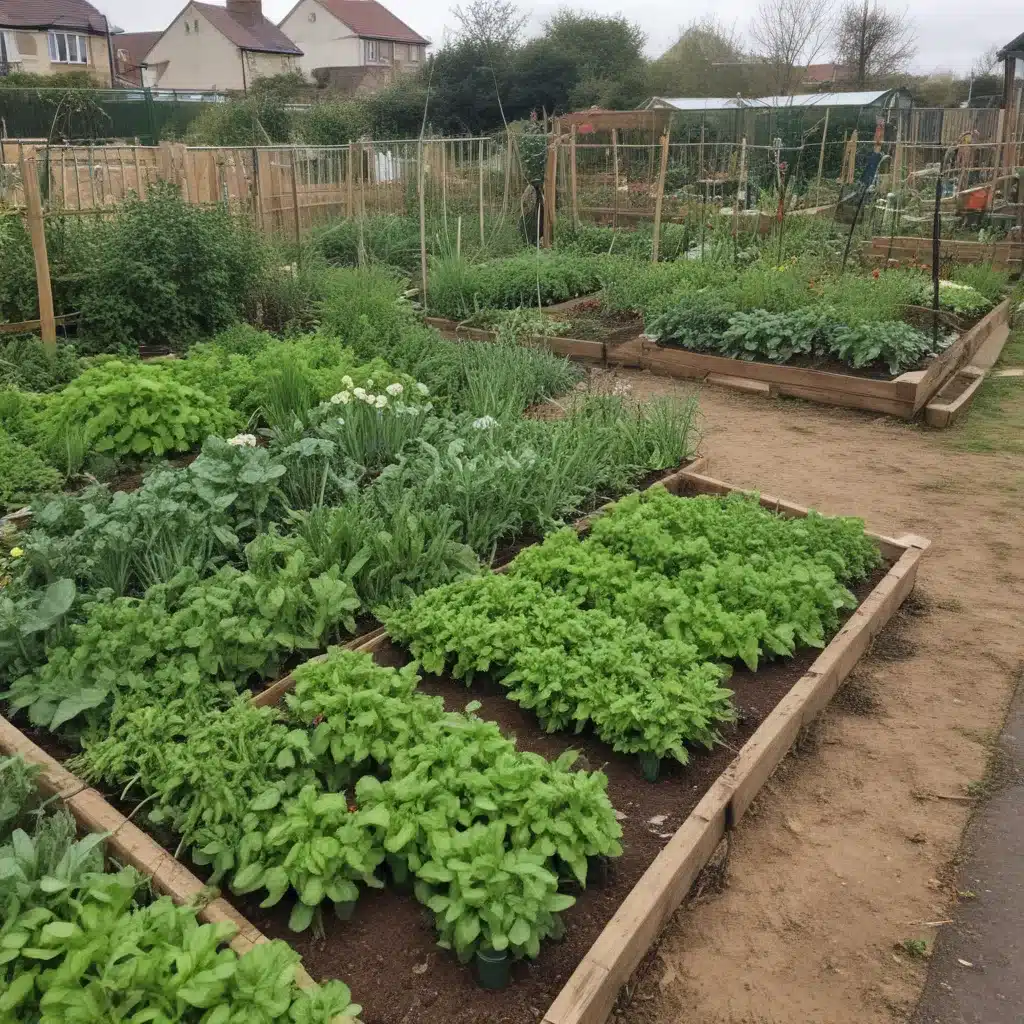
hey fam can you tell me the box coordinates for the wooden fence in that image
[0,137,519,239]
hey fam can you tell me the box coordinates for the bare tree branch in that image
[451,0,528,49]
[750,0,836,94]
[834,1,916,88]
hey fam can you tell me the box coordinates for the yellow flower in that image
[9,547,24,558]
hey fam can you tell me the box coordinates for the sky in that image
[98,0,1016,77]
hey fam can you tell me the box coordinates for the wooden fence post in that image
[611,127,620,228]
[815,108,830,203]
[290,150,302,246]
[651,131,671,263]
[542,134,558,247]
[417,139,428,309]
[478,137,486,247]
[20,152,57,357]
[570,125,579,229]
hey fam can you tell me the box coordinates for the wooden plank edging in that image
[911,298,1012,412]
[540,468,929,1024]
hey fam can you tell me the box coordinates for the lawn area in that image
[947,325,1024,455]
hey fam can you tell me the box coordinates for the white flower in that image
[472,416,498,430]
[341,375,355,389]
[415,382,430,396]
[330,391,351,405]
[365,379,374,388]
[336,417,345,426]
[375,394,389,409]
[228,433,258,447]
[361,392,377,405]
[386,382,404,397]
[353,387,367,399]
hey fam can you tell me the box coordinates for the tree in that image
[651,17,764,98]
[750,0,835,94]
[542,9,647,87]
[451,0,527,49]
[834,0,916,88]
[507,39,579,118]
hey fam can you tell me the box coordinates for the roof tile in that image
[195,1,302,55]
[0,0,109,32]
[313,0,427,45]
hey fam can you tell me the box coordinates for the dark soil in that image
[234,566,888,1024]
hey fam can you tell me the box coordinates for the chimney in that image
[226,0,263,26]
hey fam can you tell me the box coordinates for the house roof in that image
[115,30,161,65]
[311,0,428,45]
[194,1,302,54]
[0,0,108,32]
[997,31,1024,59]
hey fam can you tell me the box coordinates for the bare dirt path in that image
[591,371,1024,1024]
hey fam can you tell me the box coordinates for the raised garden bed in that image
[0,467,928,1024]
[863,236,1024,271]
[429,300,1012,421]
[609,298,1013,420]
[248,467,926,1023]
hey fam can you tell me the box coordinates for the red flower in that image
[872,269,880,279]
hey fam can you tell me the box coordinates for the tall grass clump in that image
[951,263,1010,304]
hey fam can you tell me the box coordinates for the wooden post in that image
[20,153,57,356]
[570,125,579,229]
[417,140,427,309]
[611,128,620,228]
[651,131,670,263]
[815,108,830,203]
[478,137,486,247]
[346,141,355,219]
[542,134,558,247]
[290,149,302,245]
[699,121,705,182]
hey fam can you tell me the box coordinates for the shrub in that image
[0,338,82,392]
[42,360,239,461]
[77,182,267,349]
[951,263,1009,304]
[0,429,62,510]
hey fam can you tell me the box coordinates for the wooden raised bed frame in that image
[0,466,929,1022]
[430,299,1011,421]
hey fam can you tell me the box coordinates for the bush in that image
[0,429,62,510]
[77,182,267,349]
[0,215,92,326]
[185,95,292,146]
[0,338,82,392]
[42,360,239,461]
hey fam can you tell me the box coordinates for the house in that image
[112,29,160,87]
[279,0,428,90]
[141,1,302,92]
[802,63,854,87]
[0,0,114,85]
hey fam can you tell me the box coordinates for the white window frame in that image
[410,44,420,62]
[365,38,381,63]
[1,30,21,65]
[48,31,90,65]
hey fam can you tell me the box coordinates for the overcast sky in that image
[100,0,1014,76]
